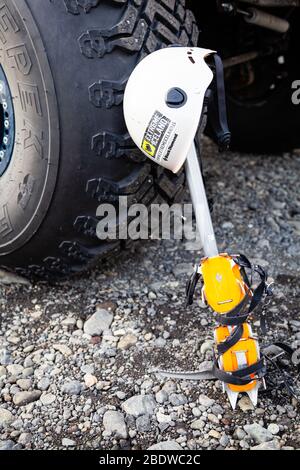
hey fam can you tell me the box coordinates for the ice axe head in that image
[123,47,215,173]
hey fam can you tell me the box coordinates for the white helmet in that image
[124,46,215,173]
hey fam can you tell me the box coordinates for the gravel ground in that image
[0,138,299,451]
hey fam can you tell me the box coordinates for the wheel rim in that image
[0,65,15,177]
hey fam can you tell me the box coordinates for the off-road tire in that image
[0,0,199,280]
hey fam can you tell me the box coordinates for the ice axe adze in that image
[123,46,270,408]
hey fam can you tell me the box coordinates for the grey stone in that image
[18,433,32,445]
[103,410,128,439]
[7,364,24,376]
[61,380,82,396]
[268,423,280,435]
[0,349,12,366]
[13,390,41,406]
[155,390,168,404]
[62,438,76,447]
[37,377,50,391]
[122,394,156,417]
[0,408,14,428]
[251,440,280,450]
[84,309,113,336]
[0,440,15,450]
[169,393,187,406]
[220,435,230,447]
[148,441,182,450]
[40,394,56,406]
[136,414,151,432]
[244,423,273,444]
[199,394,215,408]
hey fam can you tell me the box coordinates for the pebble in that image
[53,344,72,357]
[40,394,56,406]
[244,423,273,444]
[199,394,215,408]
[268,423,280,435]
[84,373,97,388]
[251,440,280,450]
[122,395,156,417]
[13,391,41,407]
[7,364,23,376]
[62,438,76,447]
[238,396,254,412]
[16,379,31,391]
[136,415,151,432]
[118,334,138,350]
[61,380,82,396]
[37,377,50,391]
[155,390,168,404]
[83,309,113,336]
[148,441,182,450]
[103,410,128,439]
[191,419,205,430]
[0,408,14,427]
[0,439,15,450]
[169,393,187,406]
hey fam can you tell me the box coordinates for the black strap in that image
[213,357,266,386]
[207,54,231,152]
[217,324,243,355]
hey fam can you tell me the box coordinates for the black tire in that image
[0,0,198,280]
[226,64,300,154]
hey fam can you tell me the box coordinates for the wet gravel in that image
[0,138,299,450]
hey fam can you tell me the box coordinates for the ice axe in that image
[123,46,270,408]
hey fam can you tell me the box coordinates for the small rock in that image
[0,408,14,428]
[18,433,32,446]
[116,391,126,400]
[53,344,72,357]
[0,349,12,366]
[244,423,273,444]
[0,366,6,378]
[84,373,97,388]
[238,396,254,412]
[251,440,280,450]
[156,411,172,424]
[13,390,41,407]
[84,309,113,336]
[118,334,138,350]
[16,379,31,391]
[61,380,82,396]
[155,390,168,404]
[103,410,128,439]
[208,430,221,439]
[62,438,76,447]
[200,340,214,355]
[122,394,156,417]
[199,394,215,408]
[136,414,151,432]
[220,434,230,447]
[191,419,205,430]
[169,393,187,406]
[148,441,182,451]
[37,377,50,391]
[40,394,56,406]
[0,439,15,450]
[7,364,24,376]
[268,423,280,435]
[208,413,219,424]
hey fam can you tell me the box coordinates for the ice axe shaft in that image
[185,143,218,258]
